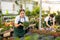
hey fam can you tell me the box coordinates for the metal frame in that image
[39,0,42,29]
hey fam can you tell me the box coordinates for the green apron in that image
[14,17,26,38]
[44,18,53,27]
[14,26,25,37]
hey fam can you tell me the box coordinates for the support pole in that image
[39,0,42,29]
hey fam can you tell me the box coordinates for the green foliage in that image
[31,6,40,17]
[0,9,2,13]
[53,12,56,16]
[55,15,60,24]
[15,1,19,5]
[25,6,40,17]
[29,18,35,24]
[6,9,9,14]
[1,26,12,32]
[35,21,39,28]
[0,36,2,40]
[25,35,32,40]
[57,11,60,15]
[25,8,31,17]
[31,10,37,16]
[32,33,39,40]
[29,18,39,28]
[56,26,60,32]
[55,37,60,40]
[0,10,2,28]
[42,10,45,15]
[25,33,39,40]
[0,17,1,27]
[0,16,2,28]
[14,37,20,40]
[42,14,48,17]
[23,22,30,28]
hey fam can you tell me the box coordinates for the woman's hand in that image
[15,23,24,28]
[19,23,24,26]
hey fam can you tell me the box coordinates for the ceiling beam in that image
[1,0,15,2]
[43,1,60,4]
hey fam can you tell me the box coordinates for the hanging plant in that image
[25,8,31,17]
[15,0,19,5]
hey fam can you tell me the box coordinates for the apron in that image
[44,18,53,28]
[14,17,26,38]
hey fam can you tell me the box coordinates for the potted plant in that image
[55,15,60,25]
[23,22,30,29]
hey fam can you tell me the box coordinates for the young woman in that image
[14,9,29,40]
[44,14,55,29]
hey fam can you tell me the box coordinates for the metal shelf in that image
[42,1,60,4]
[2,14,18,16]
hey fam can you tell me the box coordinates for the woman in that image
[44,14,55,29]
[14,9,29,40]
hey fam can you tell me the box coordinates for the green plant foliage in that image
[0,9,2,28]
[42,14,48,17]
[1,27,10,32]
[32,33,39,40]
[55,37,60,40]
[14,37,20,40]
[0,16,3,28]
[35,21,39,28]
[29,18,35,24]
[25,8,31,17]
[0,9,2,13]
[25,33,39,40]
[6,9,9,14]
[25,6,40,18]
[31,6,40,17]
[31,10,36,16]
[0,17,1,27]
[25,35,32,40]
[55,15,60,24]
[53,12,56,16]
[56,26,60,32]
[0,36,2,40]
[23,22,30,28]
[15,1,19,5]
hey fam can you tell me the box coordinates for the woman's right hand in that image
[15,23,24,28]
[19,23,24,26]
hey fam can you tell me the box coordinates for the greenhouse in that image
[0,0,60,40]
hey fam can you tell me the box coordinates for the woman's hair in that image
[19,9,25,14]
[50,14,54,18]
[20,9,25,12]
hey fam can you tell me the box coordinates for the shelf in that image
[2,14,18,16]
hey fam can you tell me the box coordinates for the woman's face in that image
[20,11,25,18]
[50,17,53,20]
